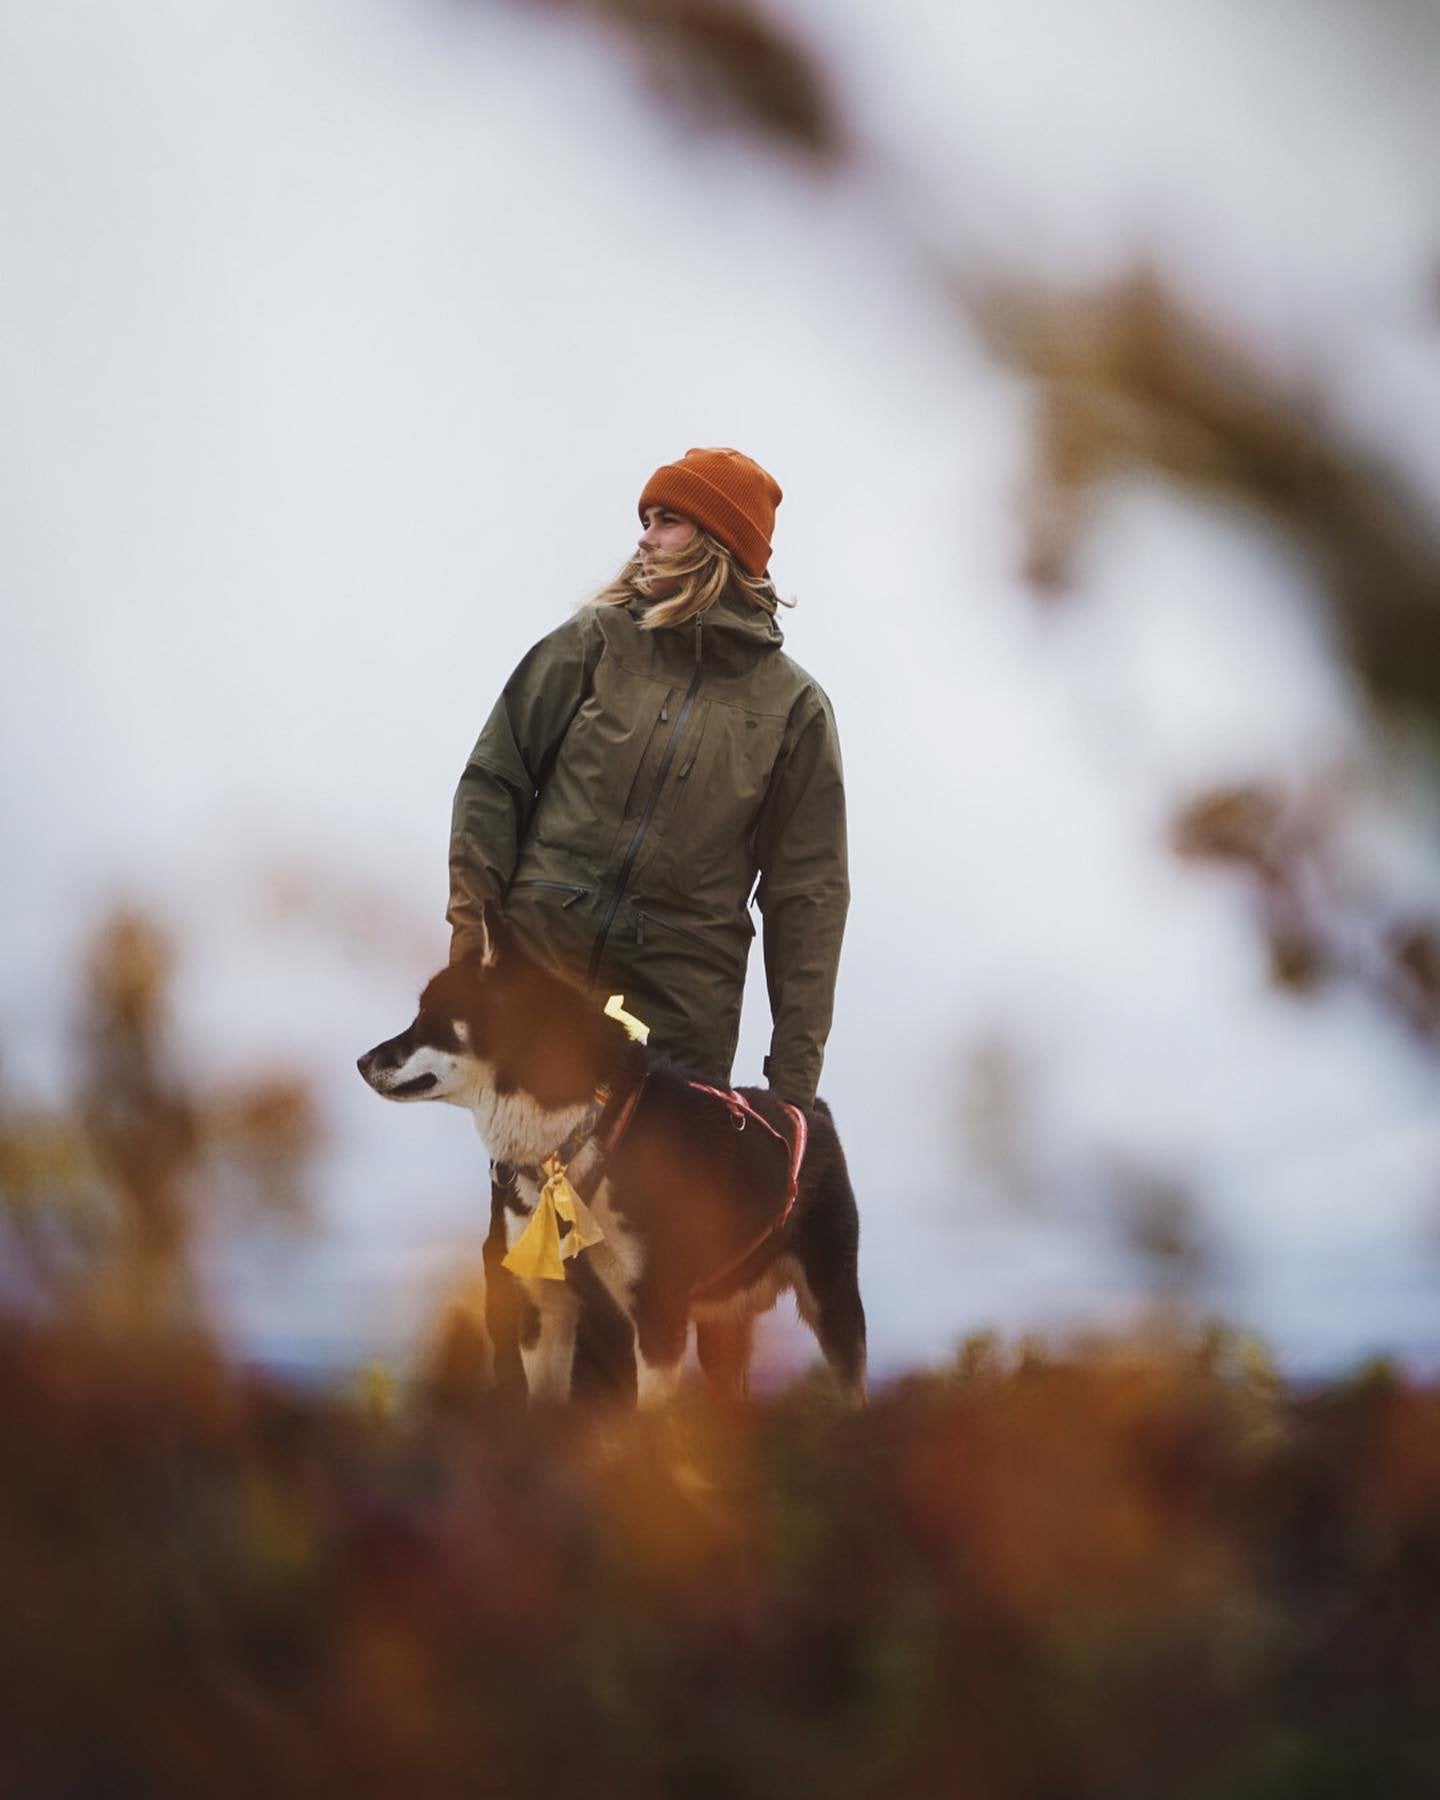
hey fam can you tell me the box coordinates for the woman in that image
[446,446,847,1111]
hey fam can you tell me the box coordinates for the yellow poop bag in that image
[502,1156,607,1281]
[604,994,650,1043]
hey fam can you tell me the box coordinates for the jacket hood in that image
[626,586,784,662]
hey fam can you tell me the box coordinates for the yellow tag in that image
[502,1156,607,1281]
[604,993,651,1044]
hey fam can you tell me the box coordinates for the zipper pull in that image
[694,615,703,665]
[679,758,695,780]
[636,914,646,946]
[660,704,669,723]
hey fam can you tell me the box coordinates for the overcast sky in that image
[5,0,1440,1379]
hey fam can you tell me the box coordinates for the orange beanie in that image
[638,447,783,577]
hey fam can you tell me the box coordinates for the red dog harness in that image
[514,1072,808,1296]
[684,1083,809,1298]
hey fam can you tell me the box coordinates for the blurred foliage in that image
[0,912,319,1337]
[3,1313,1440,1796]
[259,859,438,975]
[11,18,1440,1787]
[493,0,847,162]
[4,914,1438,1791]
[984,270,1440,727]
[974,268,1440,1038]
[1111,1163,1214,1296]
[1173,783,1440,1035]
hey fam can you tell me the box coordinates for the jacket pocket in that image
[633,905,755,959]
[633,906,710,953]
[509,878,589,909]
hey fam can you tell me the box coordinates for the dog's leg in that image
[483,1173,528,1405]
[696,1315,755,1400]
[632,1282,688,1409]
[634,1349,686,1410]
[519,1283,580,1404]
[567,1253,638,1406]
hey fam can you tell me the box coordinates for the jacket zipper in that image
[586,614,704,987]
[510,879,588,907]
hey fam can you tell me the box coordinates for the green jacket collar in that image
[625,588,784,668]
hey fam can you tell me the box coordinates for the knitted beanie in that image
[638,447,783,577]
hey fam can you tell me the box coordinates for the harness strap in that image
[502,1069,808,1298]
[686,1082,809,1300]
[598,1072,647,1161]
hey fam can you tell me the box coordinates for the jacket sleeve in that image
[753,685,850,1108]
[446,608,603,962]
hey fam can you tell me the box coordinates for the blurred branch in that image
[1110,1161,1214,1297]
[979,270,1440,729]
[259,860,437,974]
[484,0,847,162]
[1174,782,1440,1036]
[1,912,320,1338]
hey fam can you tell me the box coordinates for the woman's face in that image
[636,505,698,599]
[638,505,697,568]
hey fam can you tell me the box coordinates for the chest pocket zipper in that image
[510,879,588,908]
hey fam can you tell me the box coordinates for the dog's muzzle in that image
[357,1046,438,1098]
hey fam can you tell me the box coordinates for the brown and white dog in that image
[357,904,866,1406]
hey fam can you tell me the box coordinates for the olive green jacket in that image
[446,593,848,1107]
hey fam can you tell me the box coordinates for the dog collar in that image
[496,1073,648,1197]
[500,1074,649,1282]
[551,1085,610,1169]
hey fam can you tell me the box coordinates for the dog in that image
[357,903,866,1406]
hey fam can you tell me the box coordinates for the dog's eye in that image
[416,1012,460,1051]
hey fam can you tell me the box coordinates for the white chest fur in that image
[469,1076,592,1167]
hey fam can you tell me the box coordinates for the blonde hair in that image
[587,526,789,631]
